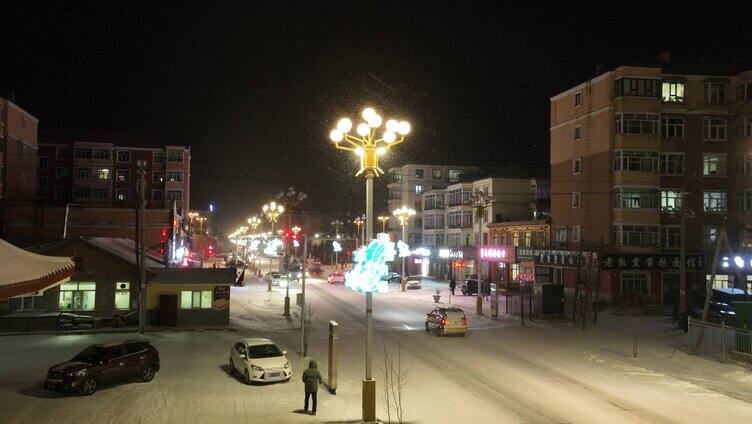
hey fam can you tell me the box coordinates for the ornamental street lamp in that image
[329,106,410,422]
[247,215,262,233]
[353,215,365,248]
[262,201,284,235]
[393,206,416,292]
[468,190,493,316]
[331,220,344,266]
[377,215,390,233]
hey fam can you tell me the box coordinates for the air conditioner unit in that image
[116,282,130,290]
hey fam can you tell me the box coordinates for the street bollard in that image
[328,320,338,394]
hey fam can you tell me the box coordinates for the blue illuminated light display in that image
[345,233,396,294]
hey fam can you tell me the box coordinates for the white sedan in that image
[405,276,422,289]
[229,338,291,384]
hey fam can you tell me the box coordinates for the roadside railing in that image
[687,317,752,364]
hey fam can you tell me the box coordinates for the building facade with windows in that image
[0,98,39,201]
[386,164,478,244]
[550,65,752,305]
[37,137,190,216]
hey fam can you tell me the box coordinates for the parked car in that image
[328,272,345,284]
[45,340,159,395]
[461,275,489,296]
[381,272,401,285]
[264,272,283,286]
[425,307,468,336]
[405,276,422,289]
[689,302,736,326]
[229,338,291,384]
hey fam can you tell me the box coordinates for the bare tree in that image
[378,341,412,424]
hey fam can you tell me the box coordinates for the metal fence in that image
[500,293,597,326]
[687,318,752,363]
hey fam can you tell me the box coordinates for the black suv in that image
[45,340,160,395]
[461,275,490,296]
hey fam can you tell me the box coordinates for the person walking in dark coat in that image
[302,360,323,415]
[449,278,457,295]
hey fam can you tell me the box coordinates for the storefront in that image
[476,245,516,283]
[600,253,706,305]
[533,248,598,295]
[146,268,235,327]
[436,247,467,280]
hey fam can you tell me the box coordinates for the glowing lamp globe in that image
[362,107,376,120]
[367,113,382,128]
[330,129,344,142]
[383,131,396,143]
[385,119,399,132]
[356,123,370,136]
[397,121,411,135]
[337,118,353,133]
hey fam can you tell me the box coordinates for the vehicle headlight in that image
[297,272,302,278]
[284,361,291,369]
[67,369,86,377]
[250,364,264,372]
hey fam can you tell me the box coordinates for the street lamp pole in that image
[329,107,410,423]
[469,191,493,316]
[331,220,343,267]
[393,206,416,292]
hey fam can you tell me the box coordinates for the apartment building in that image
[0,98,39,201]
[550,65,752,305]
[386,164,478,244]
[423,177,547,248]
[37,135,190,216]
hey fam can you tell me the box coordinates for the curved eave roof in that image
[0,238,75,300]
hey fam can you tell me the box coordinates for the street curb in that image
[0,326,237,338]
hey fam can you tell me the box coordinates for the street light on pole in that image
[377,215,390,233]
[468,190,493,316]
[329,106,410,422]
[331,220,344,267]
[393,206,416,292]
[353,216,365,248]
[262,202,284,234]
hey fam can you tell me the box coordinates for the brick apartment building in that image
[0,98,39,201]
[550,64,752,306]
[37,134,190,215]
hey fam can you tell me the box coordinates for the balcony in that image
[448,222,473,229]
[424,203,445,211]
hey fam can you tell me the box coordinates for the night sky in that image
[2,1,751,231]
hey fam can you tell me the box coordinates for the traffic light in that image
[283,229,292,240]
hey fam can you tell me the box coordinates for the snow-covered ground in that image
[1,275,751,423]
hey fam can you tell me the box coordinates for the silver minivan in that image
[425,307,468,336]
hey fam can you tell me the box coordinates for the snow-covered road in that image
[2,276,751,423]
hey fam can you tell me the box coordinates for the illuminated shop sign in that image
[477,245,514,262]
[438,248,464,259]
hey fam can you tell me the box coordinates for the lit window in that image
[661,81,685,102]
[660,189,682,211]
[180,290,213,309]
[415,185,424,195]
[703,191,726,213]
[114,282,130,309]
[97,168,111,179]
[58,282,96,311]
[116,170,130,182]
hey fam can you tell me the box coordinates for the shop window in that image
[180,290,212,309]
[706,274,730,290]
[59,282,96,311]
[114,282,131,310]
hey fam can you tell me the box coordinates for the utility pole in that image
[137,161,147,333]
[300,235,307,355]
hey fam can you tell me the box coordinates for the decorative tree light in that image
[345,233,395,294]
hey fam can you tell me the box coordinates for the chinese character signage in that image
[515,247,535,261]
[601,254,706,271]
[534,249,588,268]
[477,245,515,263]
